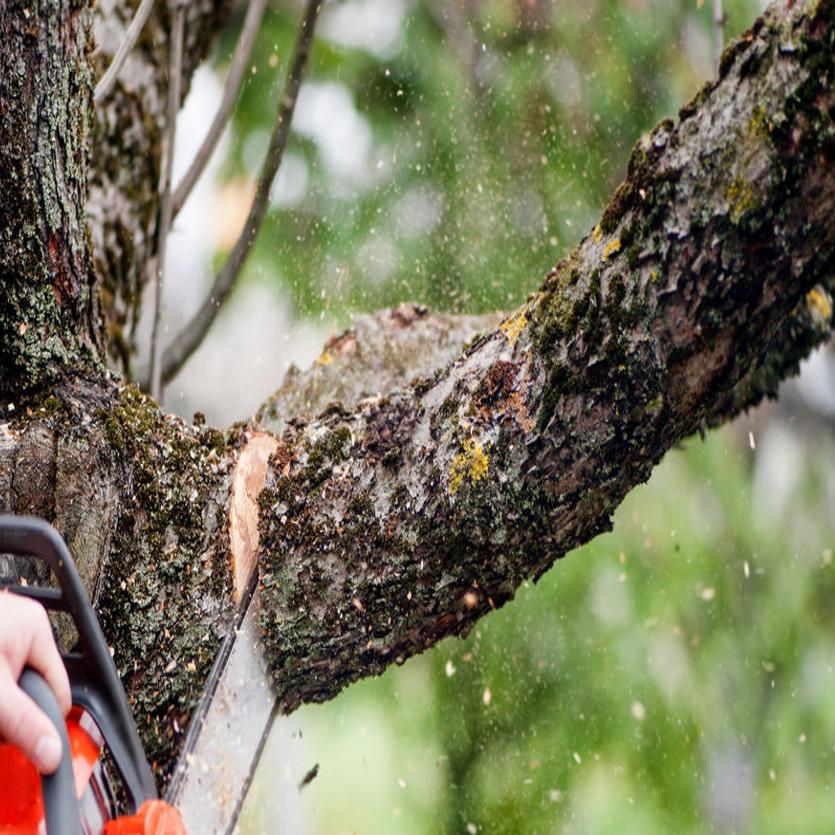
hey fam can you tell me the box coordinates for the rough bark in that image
[0,0,102,395]
[252,1,835,710]
[0,0,832,796]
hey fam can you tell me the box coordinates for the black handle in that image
[19,668,84,835]
[0,516,157,809]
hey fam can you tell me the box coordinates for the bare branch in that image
[149,0,187,402]
[171,0,268,217]
[155,0,323,386]
[89,0,237,372]
[93,0,157,105]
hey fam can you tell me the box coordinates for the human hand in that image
[0,592,71,774]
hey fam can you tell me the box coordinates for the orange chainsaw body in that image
[0,708,185,835]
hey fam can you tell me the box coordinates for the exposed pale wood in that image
[229,432,279,603]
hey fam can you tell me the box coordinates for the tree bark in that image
[0,0,833,792]
[253,0,835,710]
[0,0,102,395]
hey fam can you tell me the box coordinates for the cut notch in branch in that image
[149,0,187,402]
[171,0,269,218]
[152,0,323,387]
[94,0,157,105]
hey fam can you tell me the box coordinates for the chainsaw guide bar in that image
[166,569,276,834]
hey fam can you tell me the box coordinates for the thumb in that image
[0,666,63,774]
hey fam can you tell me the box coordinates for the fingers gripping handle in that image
[0,515,158,807]
[19,669,83,835]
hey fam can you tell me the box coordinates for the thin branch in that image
[94,0,157,105]
[149,0,187,402]
[171,0,269,218]
[157,0,324,386]
[713,0,725,73]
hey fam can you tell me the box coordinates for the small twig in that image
[157,0,323,386]
[149,0,187,402]
[171,0,268,217]
[94,0,157,105]
[712,0,725,74]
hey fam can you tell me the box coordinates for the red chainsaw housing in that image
[0,707,185,835]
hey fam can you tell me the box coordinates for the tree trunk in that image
[0,0,833,791]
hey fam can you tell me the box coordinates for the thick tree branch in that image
[252,0,835,711]
[0,0,102,396]
[0,381,244,782]
[256,305,505,434]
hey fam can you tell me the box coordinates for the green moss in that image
[303,426,352,486]
[749,103,769,139]
[448,438,490,496]
[347,492,374,518]
[605,275,627,321]
[32,394,65,418]
[532,253,599,357]
[95,386,239,784]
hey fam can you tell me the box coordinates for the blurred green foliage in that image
[217,1,835,832]
[217,0,762,319]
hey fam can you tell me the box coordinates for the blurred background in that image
[139,0,835,831]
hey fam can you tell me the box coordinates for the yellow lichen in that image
[807,286,833,324]
[592,225,603,243]
[602,238,622,260]
[448,438,489,495]
[748,104,769,139]
[500,312,528,347]
[727,177,756,224]
[316,350,334,366]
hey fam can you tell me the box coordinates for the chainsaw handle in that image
[18,668,83,835]
[0,516,158,809]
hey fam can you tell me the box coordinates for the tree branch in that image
[171,0,268,217]
[152,0,323,387]
[0,0,102,396]
[256,304,504,434]
[93,0,156,104]
[252,0,835,711]
[2,0,834,800]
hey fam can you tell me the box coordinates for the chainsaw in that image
[0,516,186,834]
[0,515,277,835]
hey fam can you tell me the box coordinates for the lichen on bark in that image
[0,0,102,396]
[94,385,242,781]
